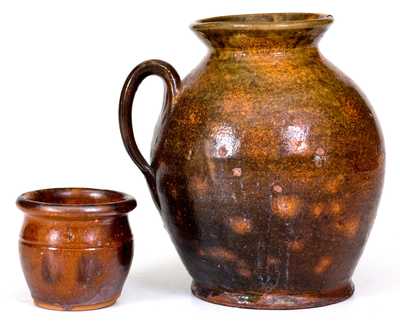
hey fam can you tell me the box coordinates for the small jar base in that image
[33,297,118,311]
[191,281,354,310]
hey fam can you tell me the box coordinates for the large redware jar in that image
[119,13,384,309]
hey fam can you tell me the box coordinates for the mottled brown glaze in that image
[17,188,136,311]
[119,13,384,309]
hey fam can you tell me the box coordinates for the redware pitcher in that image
[119,13,384,309]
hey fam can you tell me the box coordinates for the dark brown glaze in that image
[17,188,136,311]
[119,13,384,309]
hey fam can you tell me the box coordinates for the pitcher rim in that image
[191,13,333,31]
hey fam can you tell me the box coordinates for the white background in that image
[1,0,399,321]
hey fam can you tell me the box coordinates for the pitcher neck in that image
[192,13,333,55]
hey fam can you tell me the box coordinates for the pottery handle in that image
[119,59,181,209]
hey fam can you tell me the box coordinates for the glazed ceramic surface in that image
[119,13,384,309]
[17,188,136,311]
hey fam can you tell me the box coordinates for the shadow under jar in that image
[17,188,136,311]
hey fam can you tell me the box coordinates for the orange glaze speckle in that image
[272,195,302,219]
[229,216,252,234]
[314,256,333,274]
[336,217,360,238]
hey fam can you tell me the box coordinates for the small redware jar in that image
[17,188,136,311]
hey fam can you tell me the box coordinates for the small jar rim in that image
[17,187,137,217]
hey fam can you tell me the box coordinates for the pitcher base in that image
[191,281,354,310]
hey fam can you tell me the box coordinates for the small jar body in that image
[19,213,133,311]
